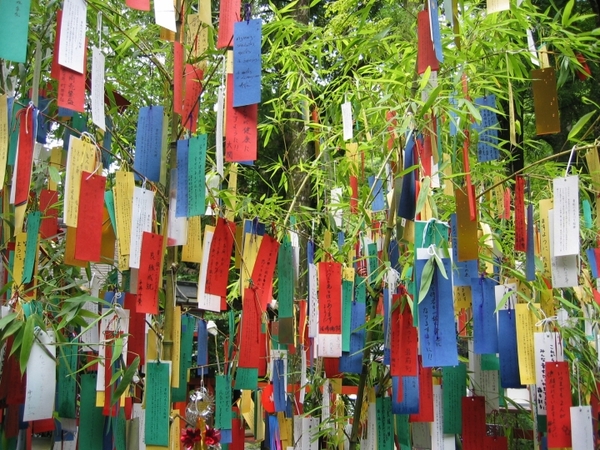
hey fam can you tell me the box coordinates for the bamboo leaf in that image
[418,257,435,304]
[19,316,35,374]
[568,110,596,142]
[111,337,123,367]
[415,176,431,216]
[111,356,139,406]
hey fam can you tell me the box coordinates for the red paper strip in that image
[514,175,527,252]
[461,396,486,449]
[417,10,439,74]
[318,261,342,334]
[217,0,241,49]
[461,130,476,220]
[182,64,203,133]
[299,299,307,347]
[324,357,341,378]
[251,234,280,308]
[15,107,35,206]
[32,419,55,433]
[173,42,184,116]
[350,175,358,214]
[238,288,262,368]
[205,218,236,297]
[126,0,150,11]
[225,74,258,162]
[230,414,245,450]
[502,187,511,220]
[410,357,434,422]
[124,292,146,367]
[136,232,164,314]
[103,330,119,417]
[398,304,418,376]
[485,436,508,450]
[51,11,63,80]
[546,361,572,448]
[75,172,107,262]
[57,44,87,113]
[40,189,59,239]
[0,338,25,406]
[5,404,19,438]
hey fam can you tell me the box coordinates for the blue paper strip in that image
[417,257,458,367]
[587,249,598,279]
[398,135,416,220]
[392,375,419,415]
[369,176,385,212]
[233,19,262,107]
[102,117,113,168]
[36,97,51,144]
[133,106,164,182]
[473,95,499,162]
[450,214,478,286]
[428,0,444,64]
[497,310,523,388]
[471,276,499,354]
[197,319,208,376]
[339,300,365,374]
[273,359,286,412]
[526,203,535,281]
[176,139,189,217]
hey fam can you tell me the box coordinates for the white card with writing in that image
[549,210,579,288]
[534,332,563,415]
[154,0,177,32]
[432,385,456,450]
[23,330,56,421]
[129,187,155,269]
[552,176,579,256]
[59,0,87,73]
[308,263,319,338]
[301,417,320,450]
[316,333,342,358]
[96,308,130,392]
[571,406,594,450]
[341,101,353,141]
[216,85,225,177]
[91,47,106,131]
[197,226,221,312]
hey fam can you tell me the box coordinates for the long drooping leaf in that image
[111,356,139,406]
[418,257,435,304]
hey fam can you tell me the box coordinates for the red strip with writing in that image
[57,45,87,113]
[217,0,241,49]
[410,357,434,422]
[103,330,119,417]
[514,175,527,252]
[124,292,146,367]
[205,218,236,297]
[398,304,418,376]
[461,396,486,450]
[225,73,258,162]
[546,361,572,448]
[502,187,511,220]
[238,288,262,368]
[136,232,164,314]
[173,42,184,116]
[15,107,35,206]
[182,64,203,133]
[75,172,106,262]
[40,189,59,239]
[51,11,63,80]
[350,175,358,214]
[251,234,280,308]
[318,261,342,334]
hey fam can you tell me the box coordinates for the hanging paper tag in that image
[58,0,87,73]
[145,361,171,446]
[91,47,106,130]
[217,0,242,48]
[461,396,486,449]
[198,225,221,312]
[188,134,207,217]
[552,175,579,256]
[341,101,353,141]
[515,303,537,385]
[497,310,522,388]
[252,234,280,308]
[233,19,262,107]
[571,406,593,450]
[133,106,164,182]
[129,187,155,269]
[471,277,498,354]
[442,364,466,434]
[136,232,164,315]
[75,172,107,262]
[546,361,572,448]
[534,332,563,415]
[514,175,527,252]
[205,218,236,298]
[225,74,258,162]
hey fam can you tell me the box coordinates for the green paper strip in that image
[172,315,196,402]
[367,242,378,284]
[23,211,40,284]
[145,361,171,446]
[355,275,366,303]
[57,343,78,419]
[79,374,104,450]
[481,354,500,371]
[114,408,126,450]
[188,134,207,217]
[342,277,354,352]
[442,363,466,434]
[104,190,116,233]
[277,237,294,318]
[234,367,258,390]
[377,397,394,450]
[215,374,233,430]
[395,414,411,450]
[583,200,592,228]
[0,0,31,63]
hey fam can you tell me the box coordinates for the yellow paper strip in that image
[515,303,539,385]
[182,216,202,263]
[539,199,553,280]
[64,137,96,227]
[0,95,8,186]
[113,171,134,271]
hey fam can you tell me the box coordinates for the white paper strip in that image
[571,406,594,450]
[549,210,579,288]
[308,263,319,338]
[197,227,221,312]
[91,47,106,131]
[553,176,579,256]
[23,330,56,421]
[154,0,177,32]
[316,333,342,358]
[96,308,130,392]
[59,0,87,74]
[215,85,224,178]
[167,170,188,247]
[132,403,147,450]
[341,101,353,141]
[129,187,155,269]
